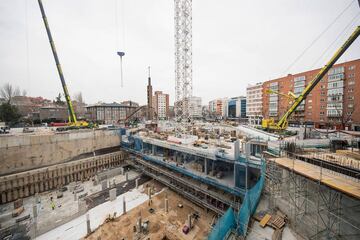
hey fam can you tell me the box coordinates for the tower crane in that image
[262,26,360,131]
[38,0,91,129]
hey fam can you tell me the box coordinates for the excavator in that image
[262,25,360,131]
[38,0,95,130]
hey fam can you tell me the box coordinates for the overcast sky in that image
[1,0,360,105]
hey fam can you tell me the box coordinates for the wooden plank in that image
[269,157,360,200]
[259,214,272,228]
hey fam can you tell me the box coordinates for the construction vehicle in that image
[38,0,93,130]
[262,26,360,131]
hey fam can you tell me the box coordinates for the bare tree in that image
[0,83,21,103]
[22,89,27,97]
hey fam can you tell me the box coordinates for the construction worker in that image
[51,200,55,210]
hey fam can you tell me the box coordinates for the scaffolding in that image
[265,154,360,239]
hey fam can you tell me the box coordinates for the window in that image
[308,106,312,109]
[328,66,344,75]
[348,73,355,78]
[348,80,355,85]
[348,96,354,100]
[320,98,325,102]
[348,104,354,108]
[348,88,354,93]
[308,100,312,103]
[348,65,355,70]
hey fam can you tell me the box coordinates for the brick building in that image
[152,91,169,120]
[262,59,360,130]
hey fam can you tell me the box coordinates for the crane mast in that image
[264,26,360,130]
[38,0,77,124]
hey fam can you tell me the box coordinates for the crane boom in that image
[38,0,77,124]
[265,26,360,130]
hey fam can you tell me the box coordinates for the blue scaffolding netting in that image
[208,160,265,239]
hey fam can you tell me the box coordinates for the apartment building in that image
[208,98,227,117]
[85,102,139,124]
[262,59,360,130]
[246,83,263,125]
[152,91,169,120]
[226,96,246,120]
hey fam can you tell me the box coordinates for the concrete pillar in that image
[44,181,48,191]
[2,192,6,203]
[188,214,192,229]
[86,214,91,234]
[54,177,58,187]
[34,183,39,193]
[137,215,142,233]
[123,196,126,214]
[49,179,53,189]
[148,187,151,200]
[165,198,169,213]
[13,189,18,200]
[135,178,139,189]
[40,182,44,192]
[19,187,24,198]
[125,172,128,181]
[7,191,12,202]
[74,193,77,201]
[24,186,29,197]
[152,145,156,155]
[30,184,34,195]
[33,205,38,218]
[204,159,208,175]
[109,188,116,201]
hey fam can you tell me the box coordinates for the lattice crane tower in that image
[174,0,193,134]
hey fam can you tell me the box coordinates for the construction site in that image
[1,0,360,240]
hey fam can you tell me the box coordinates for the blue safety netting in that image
[134,138,143,151]
[207,160,266,239]
[208,208,236,240]
[237,160,265,236]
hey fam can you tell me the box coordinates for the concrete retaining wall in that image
[0,129,121,176]
[0,151,127,204]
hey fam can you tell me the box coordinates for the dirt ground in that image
[85,180,215,240]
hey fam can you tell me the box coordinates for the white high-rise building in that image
[246,83,263,125]
[152,91,169,120]
[189,96,202,119]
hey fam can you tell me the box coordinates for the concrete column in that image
[44,181,48,191]
[152,145,156,155]
[123,196,126,214]
[204,159,208,175]
[86,214,91,234]
[188,214,192,229]
[47,180,52,190]
[109,188,116,201]
[165,198,169,213]
[34,183,39,193]
[40,182,44,192]
[13,189,18,200]
[24,186,29,197]
[148,187,151,200]
[19,187,24,198]
[33,205,38,218]
[135,178,139,189]
[30,184,34,195]
[54,177,58,187]
[125,172,128,181]
[137,215,142,233]
[2,192,6,203]
[7,191,12,202]
[74,193,77,201]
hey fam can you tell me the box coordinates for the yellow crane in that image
[38,0,90,129]
[262,26,360,131]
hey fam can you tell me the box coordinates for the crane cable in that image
[281,0,356,76]
[310,12,360,69]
